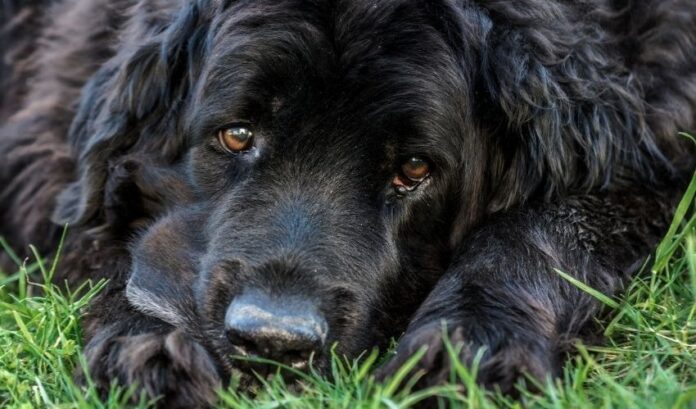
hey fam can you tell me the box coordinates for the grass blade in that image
[554,268,620,309]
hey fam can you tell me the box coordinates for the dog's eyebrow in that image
[186,87,259,144]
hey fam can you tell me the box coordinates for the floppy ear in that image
[475,2,664,210]
[52,1,214,225]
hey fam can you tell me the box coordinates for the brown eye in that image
[402,157,430,181]
[218,125,254,152]
[393,157,431,192]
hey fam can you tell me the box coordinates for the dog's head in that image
[54,0,660,374]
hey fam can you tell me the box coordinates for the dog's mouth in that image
[223,339,327,371]
[212,341,331,391]
[228,348,326,375]
[229,347,321,372]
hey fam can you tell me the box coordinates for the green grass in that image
[1,172,695,408]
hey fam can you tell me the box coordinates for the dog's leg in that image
[377,189,677,393]
[82,310,221,408]
[73,244,222,409]
[61,161,218,408]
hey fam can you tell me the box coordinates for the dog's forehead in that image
[190,0,468,152]
[200,1,461,98]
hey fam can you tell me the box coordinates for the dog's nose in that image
[224,290,327,366]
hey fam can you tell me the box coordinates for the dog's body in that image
[1,0,695,406]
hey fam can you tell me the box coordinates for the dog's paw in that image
[83,328,222,408]
[376,322,555,395]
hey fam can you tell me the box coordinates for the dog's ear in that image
[475,2,664,209]
[52,1,214,225]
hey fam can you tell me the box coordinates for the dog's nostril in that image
[225,325,321,359]
[224,290,327,364]
[224,314,324,361]
[224,327,259,353]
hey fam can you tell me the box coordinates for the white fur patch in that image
[126,280,186,328]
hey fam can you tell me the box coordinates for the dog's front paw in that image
[84,328,222,408]
[376,322,555,395]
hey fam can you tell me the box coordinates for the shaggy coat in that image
[1,0,695,406]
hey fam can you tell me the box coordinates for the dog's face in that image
[57,0,496,374]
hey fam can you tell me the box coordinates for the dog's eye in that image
[393,157,430,192]
[402,157,430,181]
[218,125,254,153]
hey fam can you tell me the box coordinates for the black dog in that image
[1,0,695,406]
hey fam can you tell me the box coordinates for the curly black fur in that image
[1,0,695,405]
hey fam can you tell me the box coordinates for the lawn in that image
[1,171,695,409]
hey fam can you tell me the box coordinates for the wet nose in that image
[224,290,327,366]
